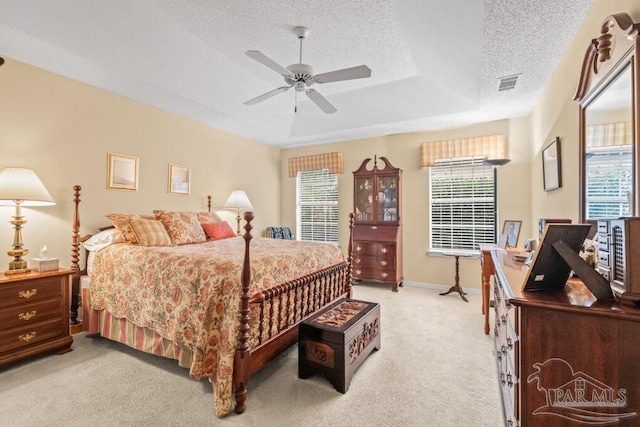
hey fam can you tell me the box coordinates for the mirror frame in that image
[574,13,640,224]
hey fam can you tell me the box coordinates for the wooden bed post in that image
[234,211,253,414]
[347,213,354,298]
[207,195,212,212]
[70,185,82,332]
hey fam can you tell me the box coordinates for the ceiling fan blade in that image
[245,50,293,77]
[314,65,371,84]
[306,89,337,114]
[244,86,292,105]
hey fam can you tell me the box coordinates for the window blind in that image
[585,146,632,219]
[296,169,339,244]
[429,157,496,252]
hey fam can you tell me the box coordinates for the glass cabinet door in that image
[379,176,398,221]
[355,177,374,221]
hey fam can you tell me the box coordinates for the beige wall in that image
[0,58,281,269]
[282,119,533,289]
[529,0,640,238]
[3,0,639,290]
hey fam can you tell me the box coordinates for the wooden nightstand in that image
[0,269,73,367]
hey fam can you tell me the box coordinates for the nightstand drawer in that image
[0,297,63,331]
[0,317,64,355]
[0,276,62,308]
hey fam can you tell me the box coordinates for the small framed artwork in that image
[107,153,139,191]
[168,163,191,195]
[542,137,562,191]
[502,220,522,248]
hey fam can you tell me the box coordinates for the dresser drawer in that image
[353,254,395,269]
[0,317,64,355]
[598,251,610,268]
[0,276,62,309]
[0,297,63,331]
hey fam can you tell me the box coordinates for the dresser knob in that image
[381,272,388,278]
[355,245,362,252]
[355,269,362,275]
[18,289,37,299]
[381,247,388,254]
[19,332,37,342]
[18,310,37,321]
[355,258,361,264]
[380,260,387,266]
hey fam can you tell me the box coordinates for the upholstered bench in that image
[298,298,380,393]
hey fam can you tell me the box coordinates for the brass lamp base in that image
[5,201,31,275]
[235,212,242,235]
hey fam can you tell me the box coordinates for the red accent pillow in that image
[202,222,236,240]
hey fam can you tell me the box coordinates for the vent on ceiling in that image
[497,74,520,92]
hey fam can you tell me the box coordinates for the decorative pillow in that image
[154,211,207,245]
[82,228,124,252]
[196,211,223,225]
[106,214,154,244]
[130,218,173,247]
[202,222,236,240]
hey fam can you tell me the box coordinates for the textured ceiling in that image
[0,0,593,148]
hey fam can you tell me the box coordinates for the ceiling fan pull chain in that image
[295,91,298,113]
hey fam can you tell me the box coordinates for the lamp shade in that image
[482,158,511,168]
[224,190,253,210]
[0,168,56,206]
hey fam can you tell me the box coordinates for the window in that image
[296,169,339,244]
[429,157,496,252]
[585,145,632,219]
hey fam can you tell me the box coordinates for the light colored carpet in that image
[0,284,502,426]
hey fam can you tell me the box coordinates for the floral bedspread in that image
[89,237,344,416]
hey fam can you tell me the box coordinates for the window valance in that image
[586,122,632,149]
[420,134,507,167]
[288,152,344,177]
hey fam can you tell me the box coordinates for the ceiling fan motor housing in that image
[286,63,316,90]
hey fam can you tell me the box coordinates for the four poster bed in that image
[68,185,353,417]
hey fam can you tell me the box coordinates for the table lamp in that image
[0,168,56,274]
[224,190,253,234]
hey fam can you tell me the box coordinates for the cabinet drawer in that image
[0,317,64,355]
[598,251,610,268]
[0,277,62,309]
[353,242,395,256]
[0,297,62,331]
[353,255,395,269]
[353,267,397,281]
[597,220,609,234]
[598,234,609,252]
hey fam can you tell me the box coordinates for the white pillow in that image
[82,228,124,252]
[87,251,96,276]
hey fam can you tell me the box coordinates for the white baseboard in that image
[402,281,481,295]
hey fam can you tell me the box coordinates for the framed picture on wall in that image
[168,163,191,195]
[107,153,139,191]
[502,220,522,248]
[543,137,562,191]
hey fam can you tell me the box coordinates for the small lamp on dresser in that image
[0,167,55,274]
[224,190,254,234]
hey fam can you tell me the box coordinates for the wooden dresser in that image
[352,156,403,291]
[489,249,640,426]
[0,269,73,367]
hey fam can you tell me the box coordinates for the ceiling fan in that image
[244,26,372,114]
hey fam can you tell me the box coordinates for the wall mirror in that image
[575,13,640,224]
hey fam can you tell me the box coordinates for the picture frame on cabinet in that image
[168,163,190,195]
[107,153,138,191]
[502,220,522,248]
[542,137,562,191]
